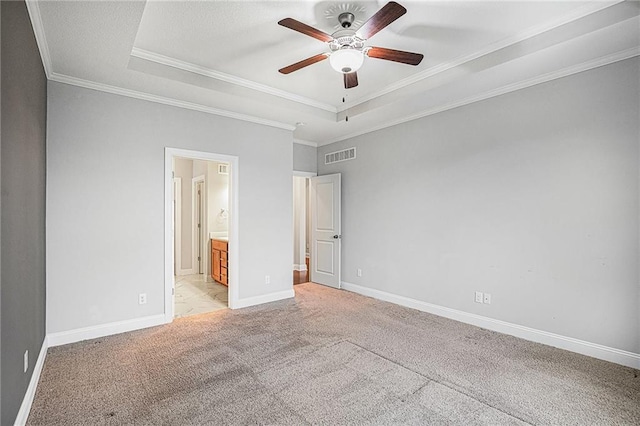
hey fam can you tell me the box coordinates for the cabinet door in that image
[213,249,221,281]
[211,245,216,280]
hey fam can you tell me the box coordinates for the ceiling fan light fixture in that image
[329,48,364,74]
[278,2,420,88]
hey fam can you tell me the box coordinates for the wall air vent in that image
[218,164,229,175]
[325,147,356,165]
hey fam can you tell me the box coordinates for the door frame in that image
[173,177,183,274]
[293,171,316,275]
[165,148,240,322]
[192,175,206,274]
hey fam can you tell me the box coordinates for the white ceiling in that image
[29,1,640,145]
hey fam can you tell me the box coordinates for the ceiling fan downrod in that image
[338,12,355,28]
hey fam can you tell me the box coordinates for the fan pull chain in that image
[343,96,349,122]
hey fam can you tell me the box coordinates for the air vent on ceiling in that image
[218,164,229,175]
[325,147,356,165]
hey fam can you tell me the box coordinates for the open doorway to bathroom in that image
[293,172,315,285]
[173,157,230,317]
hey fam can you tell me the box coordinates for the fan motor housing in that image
[329,29,365,52]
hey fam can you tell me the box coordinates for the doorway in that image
[293,171,316,285]
[165,148,239,322]
[173,159,230,318]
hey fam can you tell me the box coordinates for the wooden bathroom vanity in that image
[211,238,228,286]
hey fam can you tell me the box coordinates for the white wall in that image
[193,159,207,178]
[174,157,193,272]
[207,161,229,234]
[47,81,293,334]
[317,58,639,355]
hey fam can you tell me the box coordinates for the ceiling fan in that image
[278,1,423,89]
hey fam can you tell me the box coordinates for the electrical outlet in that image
[265,275,271,284]
[138,293,147,305]
[24,350,29,373]
[357,268,362,277]
[483,293,492,304]
[475,291,484,303]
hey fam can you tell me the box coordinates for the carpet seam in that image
[346,340,535,425]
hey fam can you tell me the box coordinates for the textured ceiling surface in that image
[133,1,587,105]
[33,1,640,144]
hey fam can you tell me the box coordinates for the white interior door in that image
[310,173,341,288]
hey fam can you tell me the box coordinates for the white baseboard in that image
[234,289,295,309]
[47,314,167,347]
[293,264,308,272]
[15,337,48,426]
[341,282,640,369]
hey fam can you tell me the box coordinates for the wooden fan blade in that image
[279,53,328,74]
[366,47,423,65]
[278,18,334,43]
[343,72,358,89]
[356,2,407,40]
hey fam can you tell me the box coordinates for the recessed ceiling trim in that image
[323,46,639,146]
[130,47,337,114]
[25,0,52,78]
[49,72,296,132]
[336,0,624,113]
[293,139,318,147]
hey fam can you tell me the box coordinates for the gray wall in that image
[47,82,293,334]
[318,58,639,354]
[1,1,47,423]
[0,2,3,418]
[293,143,317,173]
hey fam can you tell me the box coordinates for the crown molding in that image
[25,0,52,78]
[337,0,625,113]
[130,47,337,114]
[293,139,318,147]
[321,47,639,146]
[49,72,296,131]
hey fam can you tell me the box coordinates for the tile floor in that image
[174,274,228,318]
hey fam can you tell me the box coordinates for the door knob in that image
[333,235,341,239]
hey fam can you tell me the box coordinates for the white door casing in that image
[292,176,308,272]
[310,173,341,288]
[173,177,182,275]
[172,177,182,307]
[165,148,239,322]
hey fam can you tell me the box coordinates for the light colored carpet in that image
[28,283,639,425]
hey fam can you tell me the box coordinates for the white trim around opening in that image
[165,148,239,323]
[292,170,317,178]
[172,177,185,275]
